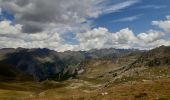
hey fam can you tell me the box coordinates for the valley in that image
[1,0,170,99]
[0,46,170,100]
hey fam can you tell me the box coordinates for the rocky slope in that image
[0,47,139,81]
[0,46,170,99]
[78,46,170,84]
[0,62,33,81]
[130,45,170,68]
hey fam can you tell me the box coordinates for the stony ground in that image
[0,66,170,100]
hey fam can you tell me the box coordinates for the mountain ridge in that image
[0,45,169,82]
[0,46,170,99]
[0,47,141,81]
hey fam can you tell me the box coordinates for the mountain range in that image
[0,47,140,81]
[0,46,169,82]
[0,45,170,99]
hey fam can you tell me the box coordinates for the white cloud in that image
[112,15,141,22]
[137,30,164,43]
[0,0,100,33]
[138,5,166,9]
[75,27,169,51]
[0,20,76,51]
[102,0,140,14]
[166,16,170,20]
[76,27,110,50]
[0,20,169,51]
[0,21,22,35]
[135,39,170,50]
[0,0,143,51]
[112,28,137,43]
[152,16,170,32]
[0,0,140,34]
[0,1,170,51]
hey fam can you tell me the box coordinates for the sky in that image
[0,0,170,51]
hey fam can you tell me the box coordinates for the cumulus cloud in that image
[112,28,137,43]
[76,27,110,50]
[0,0,140,33]
[0,0,96,33]
[0,0,169,51]
[75,27,169,50]
[0,20,22,35]
[152,16,170,32]
[0,20,76,51]
[137,30,164,43]
[0,20,169,51]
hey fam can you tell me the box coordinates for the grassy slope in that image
[91,78,170,100]
[78,53,140,83]
[0,47,169,100]
[1,78,169,100]
[0,65,170,100]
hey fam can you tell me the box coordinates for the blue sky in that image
[2,0,170,33]
[0,10,14,21]
[93,0,170,34]
[0,0,170,51]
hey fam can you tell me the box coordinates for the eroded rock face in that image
[0,47,141,81]
[129,46,170,68]
[0,48,74,81]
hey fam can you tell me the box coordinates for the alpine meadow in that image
[0,0,170,100]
